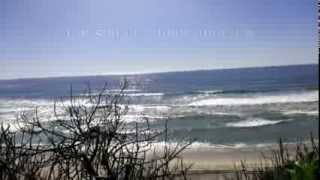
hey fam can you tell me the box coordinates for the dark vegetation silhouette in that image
[0,81,192,180]
[229,135,319,180]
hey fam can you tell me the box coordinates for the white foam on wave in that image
[121,114,144,123]
[0,99,54,121]
[189,91,318,106]
[0,113,17,121]
[153,141,246,150]
[126,93,164,97]
[226,118,286,128]
[184,140,319,151]
[80,89,141,96]
[196,90,224,94]
[208,111,243,116]
[0,122,24,132]
[0,99,53,113]
[80,90,163,98]
[129,105,170,113]
[282,110,319,116]
[117,141,286,155]
[0,108,22,113]
[121,114,166,123]
[152,141,278,151]
[109,89,141,93]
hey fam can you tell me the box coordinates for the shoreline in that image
[179,143,300,171]
[175,144,303,179]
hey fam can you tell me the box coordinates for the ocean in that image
[0,64,318,148]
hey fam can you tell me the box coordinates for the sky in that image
[0,0,318,79]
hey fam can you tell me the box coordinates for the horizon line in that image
[0,63,317,81]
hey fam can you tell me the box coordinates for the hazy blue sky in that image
[0,0,317,79]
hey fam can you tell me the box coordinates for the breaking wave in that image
[189,91,318,106]
[282,110,319,116]
[125,93,164,97]
[225,118,287,128]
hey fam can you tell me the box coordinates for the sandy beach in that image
[181,146,270,170]
[177,144,300,179]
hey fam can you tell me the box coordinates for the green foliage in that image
[233,134,319,180]
[286,152,319,180]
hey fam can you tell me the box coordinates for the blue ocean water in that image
[0,64,318,147]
